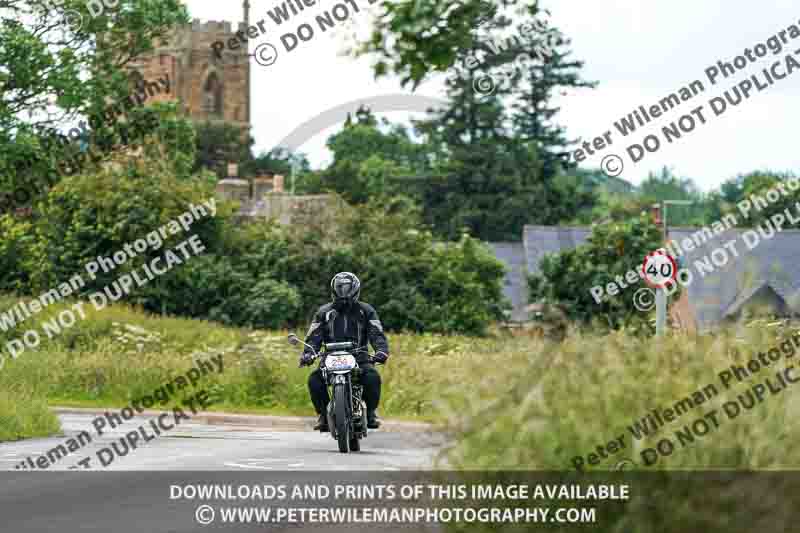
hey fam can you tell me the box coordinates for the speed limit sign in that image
[642,250,677,288]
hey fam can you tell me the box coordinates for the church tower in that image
[129,2,252,131]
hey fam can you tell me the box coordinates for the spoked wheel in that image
[334,384,350,453]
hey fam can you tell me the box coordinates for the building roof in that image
[522,226,592,276]
[488,242,528,322]
[493,225,800,330]
[721,282,788,319]
[488,226,592,322]
[668,227,800,331]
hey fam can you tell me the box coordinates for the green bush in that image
[262,198,508,334]
[0,214,33,292]
[529,214,664,329]
[26,145,226,293]
[8,148,506,334]
[162,253,301,329]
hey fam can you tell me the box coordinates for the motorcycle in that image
[288,333,375,453]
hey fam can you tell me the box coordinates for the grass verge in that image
[0,389,61,442]
[0,294,499,441]
[4,291,800,477]
[442,319,800,470]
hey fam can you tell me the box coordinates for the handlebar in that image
[291,334,384,367]
[298,351,382,368]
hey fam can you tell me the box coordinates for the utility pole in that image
[655,199,693,336]
[291,157,297,195]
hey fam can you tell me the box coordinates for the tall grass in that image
[5,291,800,474]
[0,388,60,442]
[442,320,800,470]
[0,295,499,439]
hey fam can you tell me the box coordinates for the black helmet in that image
[331,272,361,306]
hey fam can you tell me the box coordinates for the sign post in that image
[642,250,677,336]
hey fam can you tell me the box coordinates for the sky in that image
[185,0,800,191]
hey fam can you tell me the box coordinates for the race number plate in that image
[325,354,356,371]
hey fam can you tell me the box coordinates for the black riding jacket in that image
[302,302,389,364]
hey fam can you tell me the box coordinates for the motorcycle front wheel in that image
[333,384,350,453]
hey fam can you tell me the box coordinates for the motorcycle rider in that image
[299,272,390,432]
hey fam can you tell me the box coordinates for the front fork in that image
[325,370,366,438]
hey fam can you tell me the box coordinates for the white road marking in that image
[287,462,304,467]
[224,462,273,470]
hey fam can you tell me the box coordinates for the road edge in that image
[52,407,436,433]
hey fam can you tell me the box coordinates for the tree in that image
[264,197,509,334]
[249,148,310,178]
[1,0,189,202]
[24,133,224,294]
[727,171,800,228]
[528,215,663,329]
[355,0,507,87]
[321,107,431,203]
[350,0,598,239]
[638,167,717,226]
[413,58,595,240]
[328,108,429,171]
[193,121,254,179]
[639,167,701,203]
[509,18,597,176]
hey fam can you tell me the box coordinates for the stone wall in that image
[246,194,344,225]
[215,176,344,225]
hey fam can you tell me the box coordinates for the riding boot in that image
[367,409,380,429]
[314,414,329,432]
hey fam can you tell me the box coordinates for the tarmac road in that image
[0,409,442,471]
[0,410,445,532]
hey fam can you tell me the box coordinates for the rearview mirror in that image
[287,333,300,346]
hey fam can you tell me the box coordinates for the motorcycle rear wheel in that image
[334,384,350,453]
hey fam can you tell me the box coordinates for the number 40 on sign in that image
[642,250,677,288]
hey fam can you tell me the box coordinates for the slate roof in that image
[488,242,528,322]
[522,226,591,276]
[489,227,591,322]
[721,282,789,318]
[667,227,800,331]
[490,225,800,330]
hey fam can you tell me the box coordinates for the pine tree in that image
[508,17,596,177]
[414,37,595,240]
[413,64,523,240]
